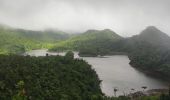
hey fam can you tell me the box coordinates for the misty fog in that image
[0,0,170,36]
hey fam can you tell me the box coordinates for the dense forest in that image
[50,26,170,81]
[111,26,170,80]
[49,29,122,56]
[0,52,169,100]
[2,25,167,81]
[0,25,69,54]
[0,52,103,100]
[1,24,170,99]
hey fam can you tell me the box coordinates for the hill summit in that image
[136,26,170,47]
[50,29,122,52]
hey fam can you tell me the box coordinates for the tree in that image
[12,81,27,100]
[169,85,170,96]
[113,87,118,97]
[46,53,49,56]
[0,55,102,100]
[141,86,147,92]
[65,51,74,59]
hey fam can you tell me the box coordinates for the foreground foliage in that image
[0,54,102,100]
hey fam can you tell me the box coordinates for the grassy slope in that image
[49,29,122,52]
[0,26,69,54]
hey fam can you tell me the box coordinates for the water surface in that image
[25,50,169,96]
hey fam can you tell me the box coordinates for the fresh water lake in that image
[24,49,169,96]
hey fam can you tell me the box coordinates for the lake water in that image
[24,49,169,96]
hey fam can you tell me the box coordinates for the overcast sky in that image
[0,0,170,36]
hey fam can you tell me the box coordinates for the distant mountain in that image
[122,26,170,80]
[15,29,69,42]
[0,25,70,54]
[134,26,170,48]
[111,26,170,51]
[1,24,170,80]
[50,29,122,56]
[61,26,170,80]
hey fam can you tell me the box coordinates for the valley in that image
[0,25,170,99]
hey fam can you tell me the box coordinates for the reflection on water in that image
[24,50,169,96]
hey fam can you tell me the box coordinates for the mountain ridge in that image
[0,25,70,54]
[49,29,122,54]
[137,26,170,48]
[123,26,170,80]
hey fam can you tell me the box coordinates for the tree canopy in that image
[0,55,102,100]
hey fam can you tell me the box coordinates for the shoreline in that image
[129,62,170,83]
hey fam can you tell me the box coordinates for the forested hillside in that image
[15,29,69,42]
[128,27,170,80]
[0,25,170,99]
[50,29,122,56]
[0,53,102,100]
[50,26,170,80]
[1,52,166,100]
[111,26,170,80]
[0,25,69,54]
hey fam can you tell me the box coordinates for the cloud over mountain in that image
[0,0,170,36]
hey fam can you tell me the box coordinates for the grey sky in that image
[0,0,170,36]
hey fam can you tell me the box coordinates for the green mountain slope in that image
[0,25,69,54]
[60,26,170,80]
[116,26,170,80]
[15,29,69,42]
[132,26,170,48]
[50,29,122,56]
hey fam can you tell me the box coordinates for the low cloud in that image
[0,0,170,36]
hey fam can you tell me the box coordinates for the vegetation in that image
[49,29,122,56]
[12,81,27,100]
[0,53,102,100]
[65,51,74,59]
[0,25,69,54]
[103,26,170,80]
[1,24,170,99]
[51,26,170,81]
[121,26,170,80]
